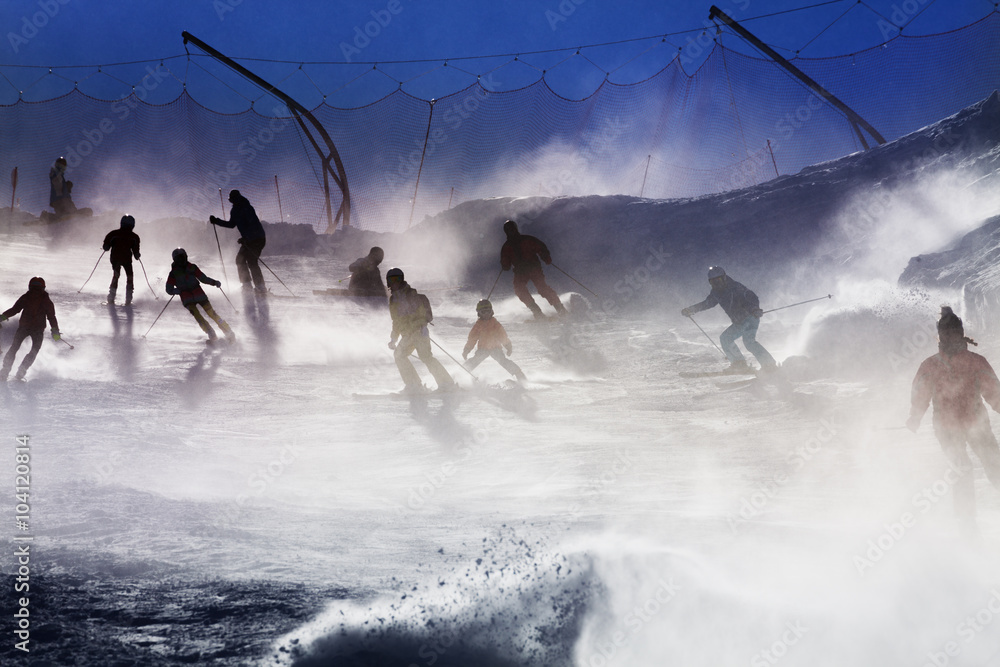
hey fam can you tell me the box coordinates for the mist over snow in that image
[2,93,1000,665]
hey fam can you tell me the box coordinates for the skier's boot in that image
[554,300,568,317]
[725,359,751,374]
[124,286,133,307]
[107,287,116,304]
[529,303,545,320]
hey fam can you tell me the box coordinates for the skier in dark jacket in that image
[907,306,1000,526]
[209,189,266,294]
[681,266,776,372]
[102,214,141,305]
[0,277,60,381]
[347,247,387,297]
[500,219,566,319]
[48,157,76,218]
[165,248,234,344]
[386,268,454,392]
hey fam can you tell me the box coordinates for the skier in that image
[907,306,1000,528]
[165,248,235,345]
[0,277,60,381]
[386,267,454,392]
[48,157,77,219]
[462,299,526,380]
[209,189,266,294]
[680,266,777,372]
[102,214,141,305]
[347,246,387,297]
[500,219,567,319]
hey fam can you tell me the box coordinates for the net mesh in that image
[1,13,998,232]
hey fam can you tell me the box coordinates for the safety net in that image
[1,12,998,232]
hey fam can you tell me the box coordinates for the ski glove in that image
[905,415,920,433]
[209,215,219,225]
[753,308,764,318]
[51,331,61,341]
[388,340,397,350]
[135,253,141,260]
[505,344,513,356]
[211,279,222,288]
[0,315,7,322]
[680,308,692,317]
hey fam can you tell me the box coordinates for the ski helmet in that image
[707,266,726,280]
[503,219,519,236]
[938,306,964,338]
[369,247,384,264]
[386,267,404,283]
[172,248,188,263]
[476,299,493,318]
[28,277,45,291]
[54,157,66,167]
[120,214,135,229]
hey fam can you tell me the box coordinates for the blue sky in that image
[0,0,994,108]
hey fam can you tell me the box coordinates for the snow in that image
[2,93,1000,665]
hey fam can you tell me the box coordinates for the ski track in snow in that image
[1,236,999,666]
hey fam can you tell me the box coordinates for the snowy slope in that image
[1,95,1000,667]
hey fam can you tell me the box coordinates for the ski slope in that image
[2,93,1000,666]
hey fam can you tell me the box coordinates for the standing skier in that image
[386,267,454,392]
[907,306,1000,529]
[681,266,776,372]
[500,219,566,319]
[0,277,60,381]
[165,248,235,345]
[102,214,141,305]
[347,246,387,297]
[209,189,266,294]
[48,156,77,219]
[462,299,526,380]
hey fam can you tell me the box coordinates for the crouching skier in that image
[463,299,526,381]
[165,248,235,345]
[0,277,60,381]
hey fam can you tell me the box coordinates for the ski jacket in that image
[911,347,1000,430]
[103,229,141,264]
[49,165,70,206]
[501,233,552,275]
[166,261,215,306]
[2,289,58,333]
[215,195,265,241]
[687,278,760,324]
[389,283,432,339]
[463,317,511,356]
[347,256,386,297]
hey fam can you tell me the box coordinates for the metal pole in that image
[762,294,833,315]
[549,262,599,298]
[486,268,504,300]
[256,255,296,297]
[448,186,454,209]
[639,155,651,198]
[9,166,17,213]
[708,6,885,147]
[407,99,436,229]
[274,175,285,222]
[214,188,230,290]
[142,295,175,338]
[217,286,240,314]
[77,250,106,293]
[767,139,779,178]
[429,336,477,380]
[137,258,160,300]
[685,313,727,358]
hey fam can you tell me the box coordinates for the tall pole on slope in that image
[182,31,351,232]
[708,6,886,149]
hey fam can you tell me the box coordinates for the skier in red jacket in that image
[0,277,61,381]
[500,219,566,319]
[907,306,1000,525]
[165,248,235,345]
[462,299,525,380]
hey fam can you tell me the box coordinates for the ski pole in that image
[77,250,106,293]
[212,192,231,290]
[550,262,599,298]
[58,336,74,350]
[137,258,160,300]
[142,295,175,338]
[486,268,503,300]
[217,286,240,314]
[685,313,726,358]
[256,255,297,297]
[763,294,833,315]
[429,336,478,380]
